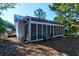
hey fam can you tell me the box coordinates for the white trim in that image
[16,21,18,38]
[53,34,64,38]
[53,25,54,37]
[16,21,19,41]
[30,21,64,27]
[46,37,50,39]
[30,34,64,42]
[36,24,38,40]
[42,24,43,39]
[30,38,43,42]
[28,18,31,42]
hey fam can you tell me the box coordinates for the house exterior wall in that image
[15,17,64,42]
[15,21,25,41]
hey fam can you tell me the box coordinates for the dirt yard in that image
[0,36,79,56]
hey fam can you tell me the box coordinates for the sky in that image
[0,3,56,24]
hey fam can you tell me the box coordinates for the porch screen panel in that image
[60,27,62,34]
[54,26,57,36]
[58,26,60,35]
[59,26,61,35]
[31,24,36,40]
[47,25,50,37]
[43,25,46,37]
[57,26,59,35]
[62,26,64,34]
[38,24,42,39]
[61,26,64,34]
[58,26,63,35]
[51,26,53,37]
[56,26,58,35]
[60,26,62,35]
[55,26,57,35]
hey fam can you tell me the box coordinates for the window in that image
[31,24,36,40]
[38,24,42,39]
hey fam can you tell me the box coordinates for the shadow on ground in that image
[0,38,63,56]
[0,39,18,56]
[1,36,79,56]
[33,36,79,56]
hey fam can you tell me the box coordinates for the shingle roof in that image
[14,15,63,25]
[14,15,24,21]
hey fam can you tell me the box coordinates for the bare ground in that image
[0,36,79,56]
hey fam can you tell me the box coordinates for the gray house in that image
[14,15,64,42]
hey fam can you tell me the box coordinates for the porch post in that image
[50,25,51,37]
[42,24,43,39]
[53,25,54,37]
[36,24,38,40]
[29,18,31,42]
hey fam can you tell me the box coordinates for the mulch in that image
[34,36,79,56]
[0,36,79,56]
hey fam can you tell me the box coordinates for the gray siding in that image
[15,21,25,41]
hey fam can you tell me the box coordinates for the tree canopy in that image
[0,17,6,34]
[49,3,79,20]
[49,3,79,35]
[0,3,16,15]
[54,15,64,24]
[4,20,15,30]
[0,3,16,36]
[0,3,16,10]
[34,8,46,19]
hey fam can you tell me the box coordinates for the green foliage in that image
[34,8,46,19]
[0,3,16,38]
[0,3,16,10]
[0,3,16,15]
[49,3,79,19]
[0,17,6,34]
[54,15,64,24]
[4,21,15,30]
[0,18,16,38]
[49,3,79,36]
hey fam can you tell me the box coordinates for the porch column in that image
[36,24,38,40]
[29,19,31,42]
[50,25,51,37]
[53,25,54,37]
[42,24,43,39]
